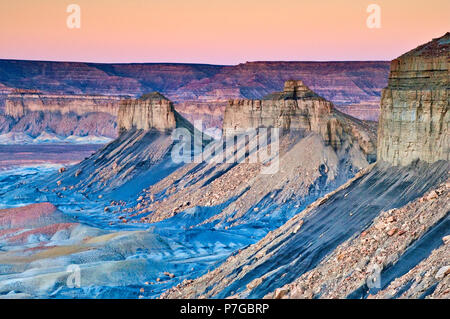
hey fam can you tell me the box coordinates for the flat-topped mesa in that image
[377,32,449,166]
[5,93,121,120]
[222,80,333,134]
[117,92,177,134]
[221,80,379,157]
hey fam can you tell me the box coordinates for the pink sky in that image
[0,0,449,64]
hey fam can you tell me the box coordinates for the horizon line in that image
[0,58,391,66]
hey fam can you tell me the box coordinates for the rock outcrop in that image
[223,80,333,133]
[5,93,120,120]
[377,32,449,166]
[2,93,122,138]
[117,92,176,133]
[223,80,377,159]
[119,81,377,230]
[160,34,450,300]
[52,93,207,195]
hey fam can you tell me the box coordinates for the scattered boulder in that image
[435,266,450,280]
[273,287,289,299]
[426,190,439,201]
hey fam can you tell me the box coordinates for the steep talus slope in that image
[51,93,208,197]
[121,81,376,231]
[373,227,450,299]
[161,162,448,298]
[161,33,449,299]
[264,176,449,299]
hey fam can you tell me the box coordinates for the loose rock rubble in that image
[263,180,449,299]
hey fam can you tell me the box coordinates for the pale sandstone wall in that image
[5,93,121,120]
[377,33,449,166]
[222,80,377,158]
[117,93,176,133]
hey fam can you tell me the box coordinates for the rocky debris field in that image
[160,161,448,299]
[265,179,449,299]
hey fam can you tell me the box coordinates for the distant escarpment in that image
[377,32,449,166]
[0,61,389,140]
[1,93,122,138]
[0,60,389,124]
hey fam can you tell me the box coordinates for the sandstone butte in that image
[223,79,376,159]
[377,32,449,166]
[117,92,176,133]
[123,79,376,227]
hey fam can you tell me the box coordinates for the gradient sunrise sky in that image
[0,0,448,64]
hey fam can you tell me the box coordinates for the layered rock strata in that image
[117,92,176,133]
[2,93,122,138]
[223,80,377,158]
[160,34,450,300]
[5,93,121,119]
[377,32,449,166]
[52,93,207,195]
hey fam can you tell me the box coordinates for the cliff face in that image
[119,81,377,228]
[377,33,449,166]
[117,92,176,133]
[223,80,377,159]
[5,93,120,119]
[2,93,121,138]
[54,93,207,194]
[160,34,450,300]
[0,60,389,122]
[223,80,332,133]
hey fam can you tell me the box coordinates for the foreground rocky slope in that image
[264,178,449,299]
[161,33,449,299]
[161,161,448,298]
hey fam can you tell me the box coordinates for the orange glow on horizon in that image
[0,0,449,64]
